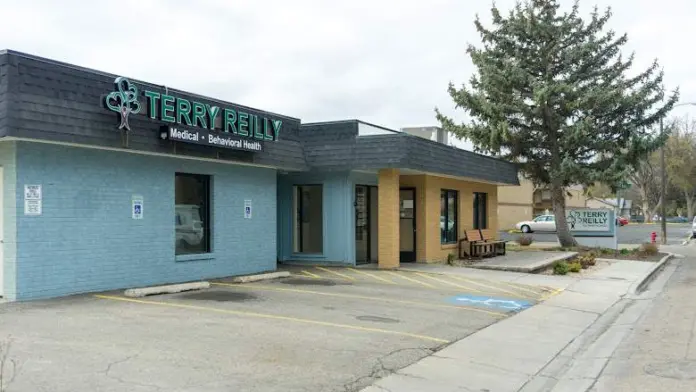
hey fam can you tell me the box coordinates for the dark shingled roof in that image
[0,50,518,184]
[300,120,519,185]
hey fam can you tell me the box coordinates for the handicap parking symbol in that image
[448,294,532,312]
[132,197,143,220]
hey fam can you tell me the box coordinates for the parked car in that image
[175,204,204,248]
[515,214,555,233]
[630,215,645,223]
[617,216,629,226]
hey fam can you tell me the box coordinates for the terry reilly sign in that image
[566,209,611,232]
[103,77,282,152]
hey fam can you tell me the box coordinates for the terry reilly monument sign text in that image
[104,77,282,152]
[567,209,611,232]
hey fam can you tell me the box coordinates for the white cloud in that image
[0,0,693,145]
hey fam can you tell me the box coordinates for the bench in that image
[480,229,507,256]
[458,229,495,259]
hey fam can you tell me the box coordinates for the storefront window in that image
[473,192,488,229]
[175,173,211,255]
[293,185,323,253]
[441,190,458,244]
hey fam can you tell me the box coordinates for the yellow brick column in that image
[422,175,441,263]
[378,169,400,269]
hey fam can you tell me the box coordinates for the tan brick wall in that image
[378,169,400,269]
[497,177,534,230]
[403,175,498,264]
[498,177,534,204]
[566,188,587,208]
[498,204,533,230]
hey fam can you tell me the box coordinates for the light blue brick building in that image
[0,51,519,301]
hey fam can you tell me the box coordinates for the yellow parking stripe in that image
[540,288,564,301]
[504,282,547,296]
[446,275,534,299]
[315,267,356,281]
[415,273,482,292]
[348,268,396,284]
[95,295,450,344]
[301,270,321,279]
[385,271,435,288]
[212,283,506,317]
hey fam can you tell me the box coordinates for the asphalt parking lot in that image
[501,223,693,245]
[0,267,554,392]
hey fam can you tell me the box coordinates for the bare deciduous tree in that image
[628,153,661,222]
[665,116,696,220]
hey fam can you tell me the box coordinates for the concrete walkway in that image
[510,242,641,250]
[467,251,577,273]
[363,254,672,392]
[590,247,696,391]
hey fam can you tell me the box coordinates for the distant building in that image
[497,178,587,229]
[400,126,450,145]
[585,198,633,217]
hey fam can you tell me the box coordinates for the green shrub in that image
[599,247,615,255]
[553,261,570,275]
[569,262,582,273]
[620,248,630,255]
[575,254,596,269]
[516,235,534,246]
[639,242,659,256]
[447,253,456,265]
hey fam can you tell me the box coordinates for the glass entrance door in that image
[399,188,416,263]
[355,185,370,264]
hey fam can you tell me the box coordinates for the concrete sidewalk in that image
[363,256,671,392]
[509,242,641,250]
[468,251,577,273]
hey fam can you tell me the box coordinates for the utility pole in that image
[660,116,667,245]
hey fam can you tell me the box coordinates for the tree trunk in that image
[639,188,652,223]
[642,200,652,223]
[649,195,663,223]
[551,184,577,247]
[686,191,695,221]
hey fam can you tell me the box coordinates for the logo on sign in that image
[105,77,141,131]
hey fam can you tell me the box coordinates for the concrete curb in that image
[124,281,210,298]
[228,271,290,283]
[628,252,674,295]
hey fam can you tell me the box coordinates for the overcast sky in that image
[1,0,694,141]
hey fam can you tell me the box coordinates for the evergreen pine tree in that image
[437,0,678,246]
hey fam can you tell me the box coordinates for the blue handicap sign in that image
[448,294,532,312]
[134,205,142,214]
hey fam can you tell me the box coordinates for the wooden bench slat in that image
[479,229,507,256]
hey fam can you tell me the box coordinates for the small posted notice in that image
[24,184,42,216]
[244,200,252,219]
[132,195,144,220]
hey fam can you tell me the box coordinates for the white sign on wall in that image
[244,200,252,219]
[567,209,611,232]
[132,195,144,220]
[24,184,42,216]
[24,185,42,200]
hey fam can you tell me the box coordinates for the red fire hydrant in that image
[651,231,657,244]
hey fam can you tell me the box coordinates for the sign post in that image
[567,208,617,249]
